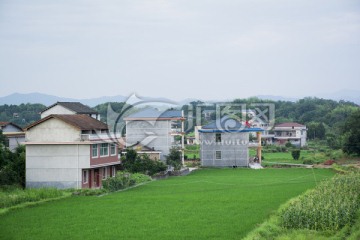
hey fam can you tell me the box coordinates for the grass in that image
[0,187,70,209]
[0,168,334,240]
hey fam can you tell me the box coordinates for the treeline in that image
[0,103,45,128]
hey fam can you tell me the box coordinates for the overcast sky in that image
[0,0,359,101]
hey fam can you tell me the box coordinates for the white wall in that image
[26,144,90,189]
[26,118,80,142]
[41,105,75,118]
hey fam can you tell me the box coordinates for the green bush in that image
[122,149,167,175]
[291,150,301,160]
[102,172,151,192]
[72,189,107,196]
[281,172,360,231]
[303,159,314,165]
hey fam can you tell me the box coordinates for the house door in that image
[94,169,100,188]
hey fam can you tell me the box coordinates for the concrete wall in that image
[26,118,80,142]
[26,144,91,189]
[126,120,173,160]
[41,105,75,118]
[200,132,249,167]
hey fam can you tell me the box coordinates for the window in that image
[215,151,222,160]
[112,166,116,177]
[215,133,221,143]
[83,170,88,184]
[102,167,107,180]
[92,144,98,157]
[110,144,116,156]
[100,143,109,156]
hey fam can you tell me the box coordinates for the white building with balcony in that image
[124,109,185,162]
[273,122,307,147]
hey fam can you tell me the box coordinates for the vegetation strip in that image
[0,168,334,240]
[244,168,360,239]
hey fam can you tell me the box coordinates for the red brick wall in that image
[90,143,119,166]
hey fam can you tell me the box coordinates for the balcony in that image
[81,133,122,142]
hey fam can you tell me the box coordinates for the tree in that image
[291,150,301,160]
[342,110,360,156]
[166,147,182,170]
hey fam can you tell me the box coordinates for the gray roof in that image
[125,108,183,119]
[25,114,108,131]
[41,102,98,114]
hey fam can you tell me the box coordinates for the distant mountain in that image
[0,92,174,107]
[0,90,359,107]
[318,89,360,104]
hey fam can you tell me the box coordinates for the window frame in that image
[83,170,88,184]
[110,144,116,156]
[215,133,221,143]
[100,143,109,157]
[92,144,98,158]
[102,167,107,180]
[112,166,116,177]
[215,151,222,160]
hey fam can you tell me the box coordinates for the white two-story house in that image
[273,122,307,147]
[25,114,120,189]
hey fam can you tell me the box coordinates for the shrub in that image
[166,147,182,170]
[285,142,293,148]
[291,150,301,160]
[102,172,135,192]
[281,172,360,231]
[72,189,107,196]
[303,159,314,165]
[102,172,151,192]
[122,149,167,176]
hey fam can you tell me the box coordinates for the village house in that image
[24,114,120,189]
[124,108,185,163]
[273,122,307,147]
[40,102,99,119]
[199,117,263,167]
[0,122,25,152]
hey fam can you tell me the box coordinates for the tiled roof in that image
[41,102,98,114]
[25,114,108,131]
[275,122,305,128]
[0,122,23,131]
[125,108,183,120]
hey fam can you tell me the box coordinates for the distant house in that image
[273,122,307,147]
[0,122,25,152]
[24,114,120,189]
[199,117,263,167]
[40,102,99,119]
[125,142,162,160]
[124,108,185,162]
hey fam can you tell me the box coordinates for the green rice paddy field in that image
[0,168,335,240]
